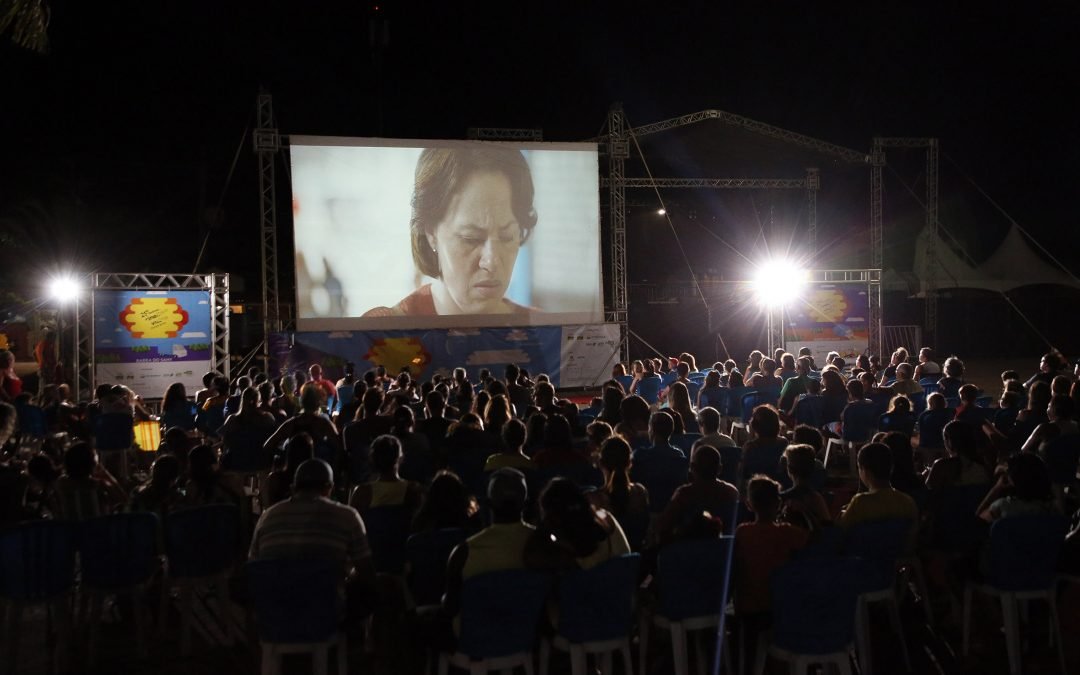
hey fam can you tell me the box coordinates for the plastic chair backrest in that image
[717,446,741,486]
[617,510,649,552]
[726,387,754,421]
[247,558,341,643]
[457,569,552,659]
[916,408,953,448]
[975,395,994,408]
[795,524,844,560]
[930,483,990,552]
[843,517,912,591]
[685,380,702,402]
[335,384,356,415]
[754,386,781,406]
[615,375,634,391]
[656,536,734,621]
[78,512,160,590]
[364,505,412,574]
[671,432,702,454]
[160,405,197,431]
[841,401,878,442]
[878,413,915,436]
[405,528,468,606]
[770,557,862,654]
[95,412,134,451]
[908,392,927,415]
[698,386,726,411]
[742,440,789,486]
[631,452,689,513]
[791,395,825,428]
[0,520,76,601]
[222,425,274,472]
[986,514,1068,591]
[636,377,662,404]
[1044,434,1080,485]
[739,390,766,425]
[536,464,604,490]
[164,504,240,578]
[921,382,940,397]
[557,554,641,643]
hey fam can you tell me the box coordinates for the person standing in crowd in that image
[0,350,22,403]
[33,329,58,392]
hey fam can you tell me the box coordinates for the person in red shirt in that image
[308,363,338,410]
[0,350,22,403]
[734,474,809,665]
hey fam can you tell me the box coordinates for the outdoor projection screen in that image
[290,137,603,331]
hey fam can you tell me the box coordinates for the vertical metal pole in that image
[924,139,939,348]
[870,141,885,358]
[255,91,281,374]
[607,104,630,362]
[806,167,819,261]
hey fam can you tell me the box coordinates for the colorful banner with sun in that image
[93,290,213,395]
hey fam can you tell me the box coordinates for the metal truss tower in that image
[806,167,820,258]
[606,104,630,362]
[870,137,940,348]
[255,91,281,371]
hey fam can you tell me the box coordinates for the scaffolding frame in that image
[75,273,230,401]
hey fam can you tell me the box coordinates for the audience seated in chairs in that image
[629,412,687,514]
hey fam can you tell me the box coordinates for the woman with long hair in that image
[697,369,725,410]
[667,381,698,434]
[160,382,196,431]
[531,477,629,569]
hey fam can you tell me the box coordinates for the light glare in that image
[751,259,807,307]
[49,276,81,303]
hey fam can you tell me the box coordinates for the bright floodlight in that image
[751,259,808,307]
[657,208,667,216]
[49,276,81,303]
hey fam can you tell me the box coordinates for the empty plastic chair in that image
[962,514,1068,675]
[540,554,641,675]
[767,556,864,675]
[615,374,634,392]
[640,536,735,675]
[844,518,916,674]
[79,512,161,664]
[0,520,76,673]
[437,569,552,674]
[160,504,241,655]
[248,558,346,675]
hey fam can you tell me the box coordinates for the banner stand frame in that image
[75,273,230,402]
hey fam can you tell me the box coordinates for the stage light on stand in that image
[657,208,666,216]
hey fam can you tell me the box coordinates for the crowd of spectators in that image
[0,345,1078,672]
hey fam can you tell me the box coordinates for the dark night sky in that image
[2,2,1077,299]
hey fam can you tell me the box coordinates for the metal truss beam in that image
[607,104,629,362]
[605,177,808,189]
[466,127,543,141]
[877,137,935,148]
[627,109,870,164]
[925,139,939,348]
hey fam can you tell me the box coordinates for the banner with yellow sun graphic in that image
[785,283,869,365]
[93,290,214,394]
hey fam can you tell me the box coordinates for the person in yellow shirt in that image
[840,442,919,549]
[484,418,537,472]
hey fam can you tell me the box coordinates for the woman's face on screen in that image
[428,171,523,314]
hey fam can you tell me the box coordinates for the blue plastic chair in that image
[684,380,702,403]
[160,404,197,431]
[962,515,1068,675]
[79,512,161,662]
[878,412,916,436]
[439,569,553,673]
[335,383,356,416]
[767,557,864,674]
[791,395,826,428]
[921,382,940,397]
[195,405,226,437]
[160,504,241,654]
[916,408,953,450]
[364,505,412,575]
[908,392,927,416]
[247,557,346,675]
[0,520,77,672]
[697,386,726,411]
[221,425,275,472]
[540,554,640,675]
[670,432,702,455]
[741,439,789,488]
[824,401,879,481]
[16,403,47,438]
[615,374,634,392]
[637,377,662,405]
[641,536,735,675]
[405,528,468,607]
[630,452,689,514]
[844,518,917,672]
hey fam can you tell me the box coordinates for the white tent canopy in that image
[884,224,1080,295]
